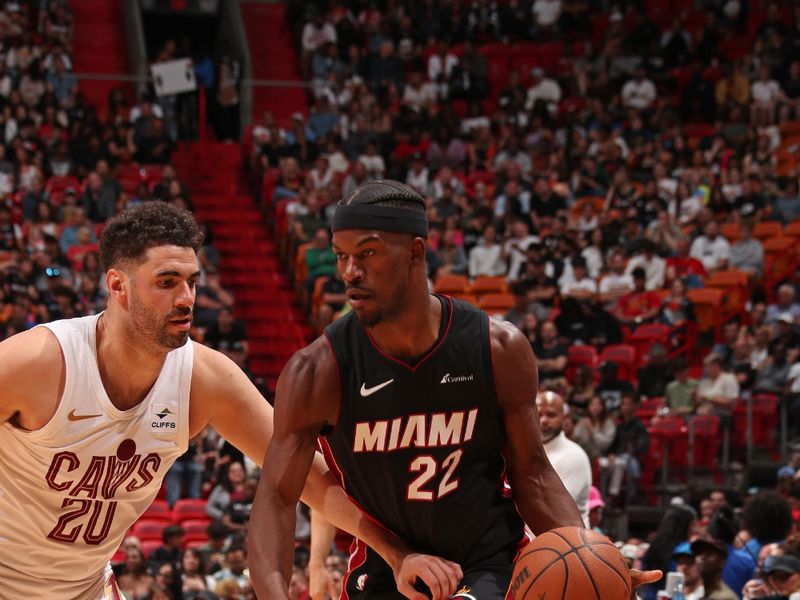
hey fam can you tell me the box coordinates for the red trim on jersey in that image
[363,296,455,373]
[341,539,368,600]
[108,573,123,600]
[323,331,343,433]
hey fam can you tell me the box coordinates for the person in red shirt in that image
[613,267,662,327]
[665,236,706,287]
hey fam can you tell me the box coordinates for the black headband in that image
[331,204,429,237]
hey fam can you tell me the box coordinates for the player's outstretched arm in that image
[490,319,584,533]
[248,346,324,598]
[308,510,336,599]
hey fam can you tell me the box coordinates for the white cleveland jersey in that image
[0,314,192,599]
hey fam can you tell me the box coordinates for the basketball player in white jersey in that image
[0,202,462,600]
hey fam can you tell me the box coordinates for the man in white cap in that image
[537,390,592,526]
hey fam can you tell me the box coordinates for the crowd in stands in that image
[0,2,266,598]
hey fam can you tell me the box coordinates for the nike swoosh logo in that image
[67,409,102,422]
[360,379,394,397]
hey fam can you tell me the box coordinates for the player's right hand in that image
[309,563,333,600]
[393,553,463,600]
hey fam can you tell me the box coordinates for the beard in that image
[129,287,190,351]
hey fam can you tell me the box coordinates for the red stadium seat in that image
[131,519,169,542]
[689,415,721,470]
[626,323,670,367]
[140,539,163,559]
[635,397,665,424]
[566,345,598,383]
[181,519,212,537]
[171,498,209,523]
[599,344,637,384]
[140,499,171,522]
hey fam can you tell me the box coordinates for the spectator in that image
[725,492,794,595]
[212,544,250,590]
[117,546,153,600]
[622,65,657,112]
[759,554,800,598]
[659,278,695,331]
[715,61,750,111]
[164,438,203,508]
[533,321,568,384]
[194,268,235,328]
[468,224,506,278]
[301,13,337,78]
[315,268,346,332]
[599,251,634,306]
[778,60,800,122]
[204,308,248,357]
[503,220,539,281]
[637,344,672,399]
[767,285,800,326]
[524,67,561,116]
[673,543,704,600]
[149,525,185,570]
[625,239,666,291]
[304,227,336,295]
[666,237,707,288]
[180,547,215,596]
[559,255,597,299]
[573,395,616,460]
[596,361,634,414]
[537,390,593,527]
[696,352,739,418]
[222,477,257,534]
[691,538,737,600]
[435,228,469,277]
[206,461,247,522]
[532,0,562,34]
[612,267,662,327]
[665,358,699,416]
[690,221,730,274]
[198,522,230,576]
[751,64,780,127]
[605,393,649,501]
[729,220,763,277]
[640,506,697,599]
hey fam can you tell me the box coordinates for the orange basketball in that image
[509,526,632,600]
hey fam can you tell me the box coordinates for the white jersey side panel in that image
[0,314,193,599]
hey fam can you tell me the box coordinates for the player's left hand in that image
[393,552,463,600]
[629,569,662,599]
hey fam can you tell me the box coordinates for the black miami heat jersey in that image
[322,295,525,572]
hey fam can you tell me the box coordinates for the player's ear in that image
[106,267,130,307]
[409,237,426,264]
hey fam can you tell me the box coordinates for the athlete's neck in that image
[365,292,441,362]
[95,311,169,411]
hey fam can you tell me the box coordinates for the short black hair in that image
[338,179,426,213]
[162,524,184,542]
[99,201,203,271]
[206,520,230,540]
[741,491,793,542]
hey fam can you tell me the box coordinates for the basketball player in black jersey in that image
[249,181,660,599]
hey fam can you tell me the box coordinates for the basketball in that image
[509,527,632,600]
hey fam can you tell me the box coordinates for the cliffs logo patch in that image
[151,406,177,430]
